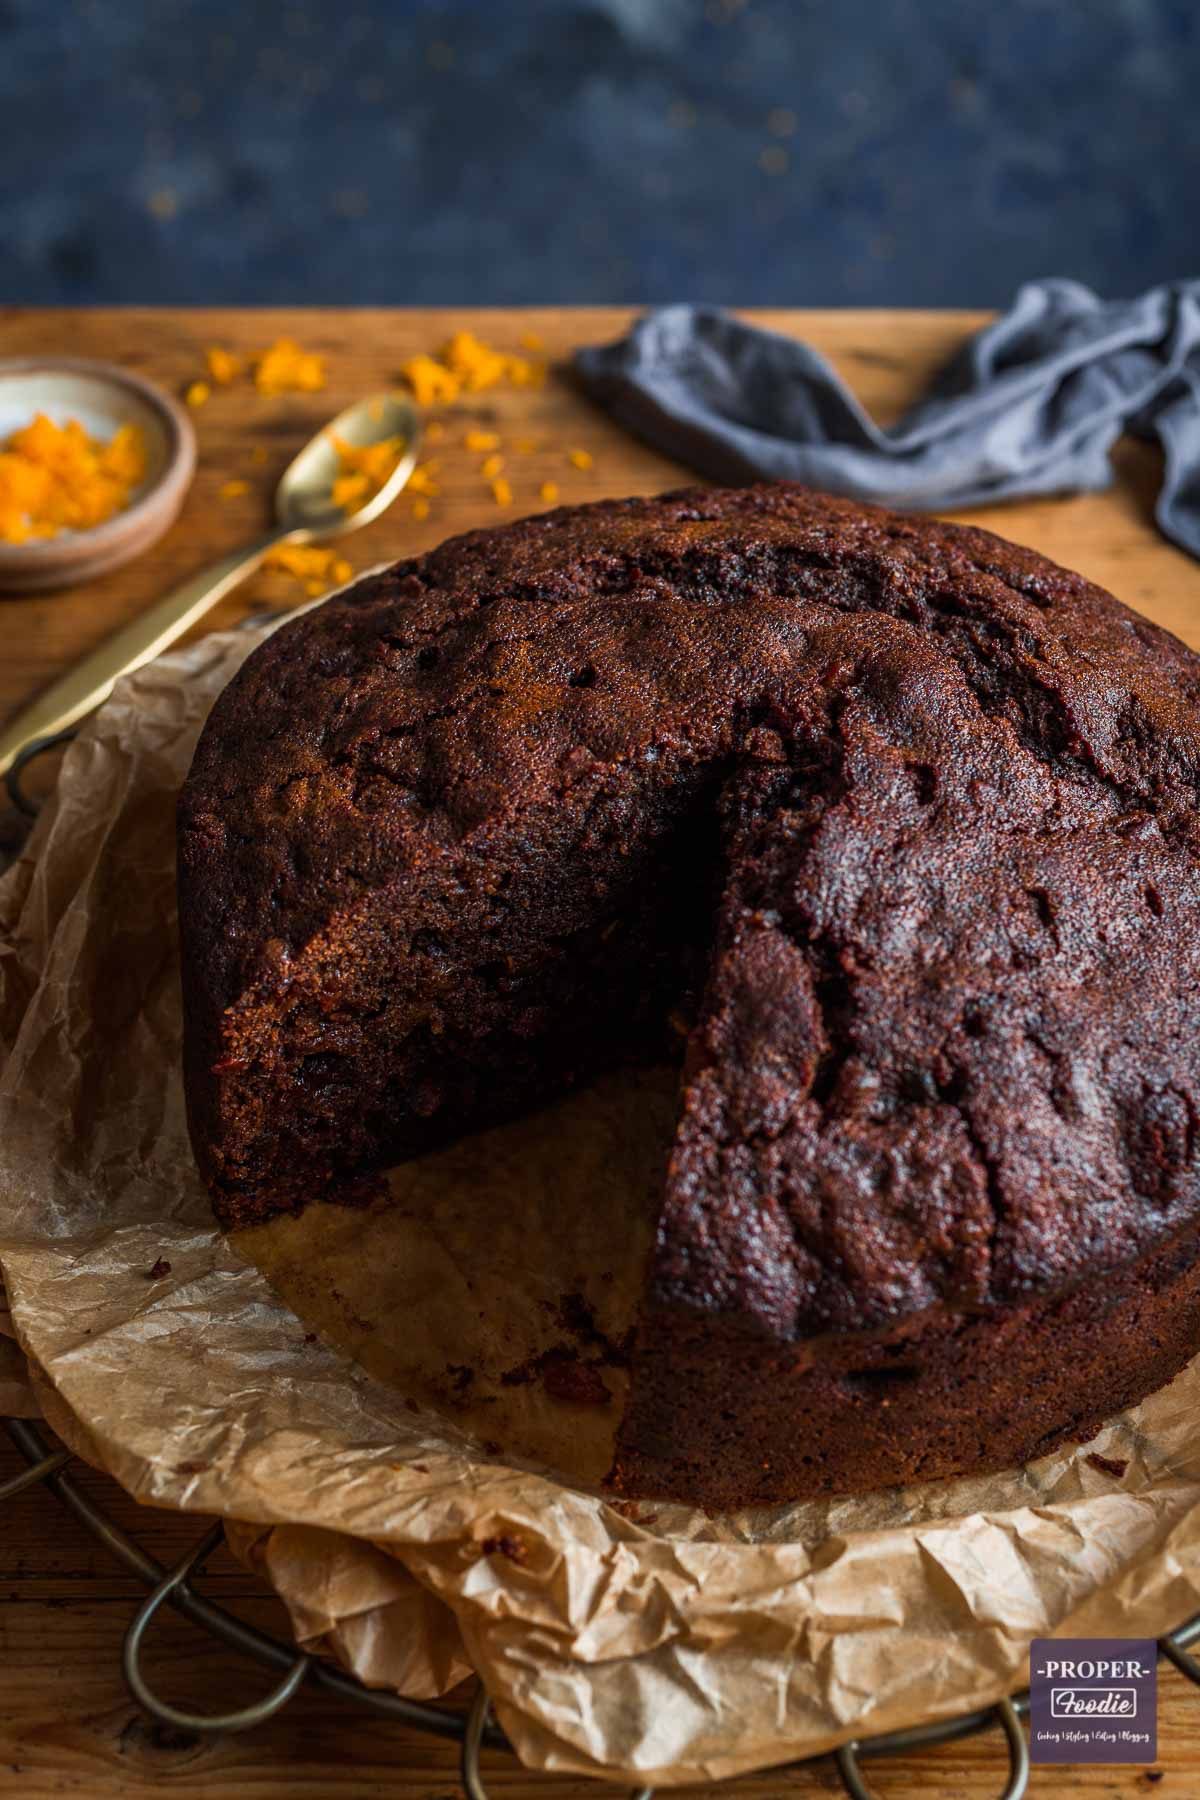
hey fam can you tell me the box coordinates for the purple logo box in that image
[1029,1638,1157,1764]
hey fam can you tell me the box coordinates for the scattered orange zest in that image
[263,543,353,593]
[409,460,441,497]
[255,337,326,395]
[187,329,582,541]
[400,331,545,406]
[205,346,242,385]
[400,352,461,407]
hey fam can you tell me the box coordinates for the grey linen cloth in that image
[573,280,1200,559]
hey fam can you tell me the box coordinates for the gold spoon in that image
[0,392,420,782]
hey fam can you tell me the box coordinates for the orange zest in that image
[255,338,327,395]
[400,331,545,407]
[0,414,147,543]
[262,543,354,596]
[408,460,441,498]
[206,346,242,385]
[328,431,408,510]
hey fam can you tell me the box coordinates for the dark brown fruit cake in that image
[178,484,1200,1508]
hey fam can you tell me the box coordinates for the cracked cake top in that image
[180,483,1200,1331]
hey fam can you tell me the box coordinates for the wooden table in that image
[1,307,1197,1798]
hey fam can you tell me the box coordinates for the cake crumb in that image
[500,1345,612,1406]
[482,1534,529,1565]
[1085,1452,1129,1480]
[609,1499,659,1525]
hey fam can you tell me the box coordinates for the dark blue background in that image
[3,0,1196,306]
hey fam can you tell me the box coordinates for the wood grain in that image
[0,307,1195,1797]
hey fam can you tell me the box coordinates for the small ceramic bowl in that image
[0,357,196,593]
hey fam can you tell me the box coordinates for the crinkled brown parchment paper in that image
[3,623,1200,1785]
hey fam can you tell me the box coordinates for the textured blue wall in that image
[2,0,1196,306]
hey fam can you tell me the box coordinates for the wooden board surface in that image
[2,306,1198,1798]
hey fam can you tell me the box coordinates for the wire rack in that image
[5,742,1199,1799]
[8,1411,1200,1799]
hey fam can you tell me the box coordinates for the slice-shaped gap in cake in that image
[189,754,729,1223]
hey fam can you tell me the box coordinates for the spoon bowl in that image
[276,392,421,538]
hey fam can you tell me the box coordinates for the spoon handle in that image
[0,527,294,780]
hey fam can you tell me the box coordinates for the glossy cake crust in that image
[178,484,1200,1505]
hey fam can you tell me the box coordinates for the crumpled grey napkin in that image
[574,280,1200,559]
